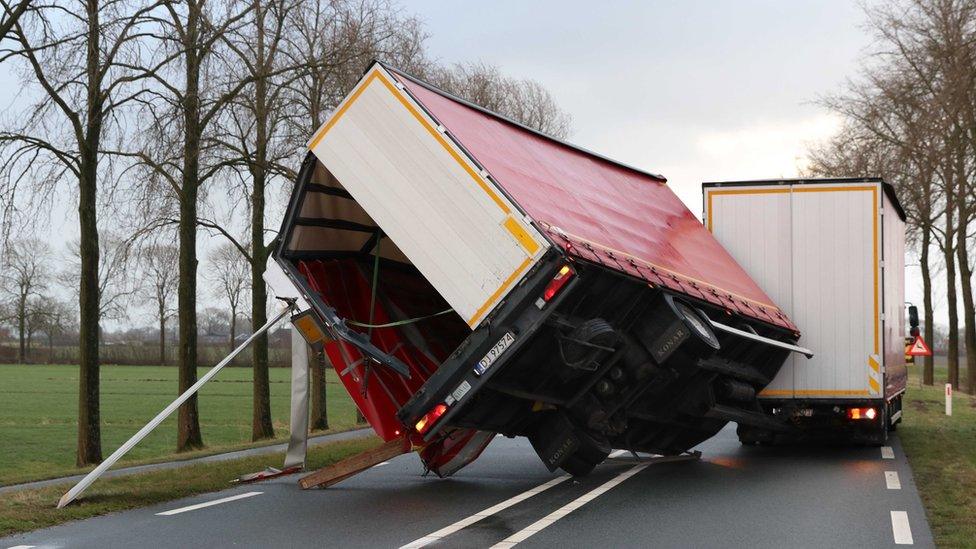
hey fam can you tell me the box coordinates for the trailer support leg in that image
[283,328,311,470]
[57,305,295,508]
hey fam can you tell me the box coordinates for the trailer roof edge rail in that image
[708,318,814,358]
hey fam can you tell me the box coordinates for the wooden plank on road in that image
[299,437,409,489]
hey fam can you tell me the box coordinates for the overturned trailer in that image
[273,61,809,478]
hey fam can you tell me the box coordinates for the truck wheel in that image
[736,424,769,446]
[870,406,889,446]
[574,429,611,464]
[560,454,598,477]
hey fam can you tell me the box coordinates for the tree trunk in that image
[310,351,329,431]
[920,225,935,385]
[249,0,274,441]
[77,151,102,465]
[957,183,975,395]
[230,305,237,354]
[75,0,103,467]
[944,223,959,389]
[16,295,25,363]
[159,304,166,365]
[958,240,975,395]
[176,2,204,452]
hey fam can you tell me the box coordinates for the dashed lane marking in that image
[156,491,263,516]
[885,471,901,490]
[399,475,570,548]
[891,511,914,544]
[7,545,35,548]
[881,446,895,459]
[489,463,649,548]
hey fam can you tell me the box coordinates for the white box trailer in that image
[703,178,907,444]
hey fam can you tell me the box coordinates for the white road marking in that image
[490,463,649,548]
[374,461,389,467]
[881,446,895,459]
[885,471,901,490]
[891,510,914,544]
[7,545,35,548]
[398,475,570,549]
[608,449,628,458]
[156,491,263,516]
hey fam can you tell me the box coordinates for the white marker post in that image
[945,383,952,416]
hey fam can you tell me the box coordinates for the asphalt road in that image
[2,424,934,548]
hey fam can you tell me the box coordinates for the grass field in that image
[0,364,359,486]
[900,363,976,548]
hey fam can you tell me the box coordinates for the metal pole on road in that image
[57,304,295,508]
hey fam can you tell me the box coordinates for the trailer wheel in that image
[869,405,889,446]
[736,424,772,446]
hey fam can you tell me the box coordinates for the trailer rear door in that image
[306,65,549,328]
[705,180,888,399]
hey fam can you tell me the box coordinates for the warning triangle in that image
[907,336,932,356]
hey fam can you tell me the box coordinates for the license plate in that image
[474,332,515,376]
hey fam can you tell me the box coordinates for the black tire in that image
[868,405,889,446]
[560,454,598,477]
[736,424,770,446]
[574,429,611,464]
[560,318,617,369]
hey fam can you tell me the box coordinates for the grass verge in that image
[0,363,359,485]
[900,369,976,548]
[0,435,379,538]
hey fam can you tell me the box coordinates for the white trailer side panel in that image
[789,184,879,397]
[705,189,794,395]
[307,65,548,328]
[705,182,884,399]
[883,192,907,398]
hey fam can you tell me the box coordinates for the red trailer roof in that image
[387,67,796,332]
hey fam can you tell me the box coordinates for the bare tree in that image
[208,242,249,352]
[0,238,50,363]
[140,242,178,364]
[428,61,573,139]
[0,0,166,465]
[213,0,299,441]
[35,296,75,362]
[62,233,139,324]
[811,0,976,391]
[130,0,259,451]
[0,0,30,40]
[283,0,432,150]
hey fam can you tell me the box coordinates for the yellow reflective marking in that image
[759,389,871,397]
[869,377,881,393]
[504,216,540,256]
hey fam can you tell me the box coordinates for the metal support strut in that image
[57,304,296,508]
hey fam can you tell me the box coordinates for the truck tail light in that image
[543,265,574,302]
[846,407,877,420]
[415,403,448,434]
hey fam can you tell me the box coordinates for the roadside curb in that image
[0,427,374,494]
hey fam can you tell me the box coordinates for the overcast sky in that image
[6,1,934,325]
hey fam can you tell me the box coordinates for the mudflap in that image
[419,429,496,478]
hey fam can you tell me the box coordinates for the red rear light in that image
[414,403,448,434]
[846,407,877,420]
[543,265,574,301]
